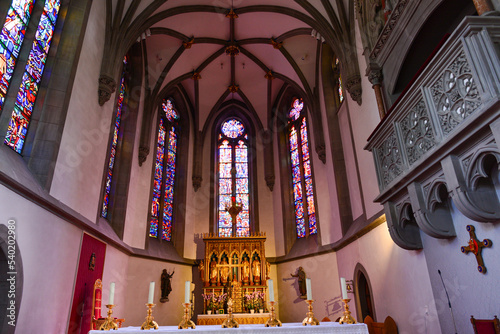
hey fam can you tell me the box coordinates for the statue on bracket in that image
[290,266,307,299]
[160,269,175,302]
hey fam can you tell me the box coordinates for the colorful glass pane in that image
[12,0,34,24]
[4,0,60,153]
[15,72,38,117]
[1,8,26,57]
[338,75,344,103]
[162,99,179,122]
[5,105,27,153]
[149,119,166,238]
[289,127,298,151]
[150,218,159,238]
[0,45,14,95]
[236,178,248,194]
[296,218,305,238]
[292,165,301,184]
[309,214,317,234]
[303,159,311,178]
[219,179,232,194]
[161,127,177,241]
[302,143,309,161]
[236,193,249,210]
[220,163,231,178]
[0,1,34,112]
[101,59,126,218]
[219,140,231,162]
[235,163,247,178]
[219,194,231,211]
[219,211,232,228]
[221,119,245,138]
[305,178,314,196]
[289,98,303,121]
[162,214,172,240]
[291,149,299,166]
[236,210,250,237]
[235,142,247,162]
[219,227,232,237]
[168,127,177,151]
[35,12,55,53]
[294,183,303,200]
[301,118,308,143]
[307,195,315,215]
[44,0,60,23]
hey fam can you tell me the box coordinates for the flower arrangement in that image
[202,292,216,311]
[244,291,265,311]
[202,292,228,311]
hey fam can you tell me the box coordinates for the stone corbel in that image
[345,75,362,105]
[385,201,423,250]
[442,154,500,222]
[407,181,456,239]
[138,147,149,166]
[98,74,116,106]
[192,176,202,192]
[315,144,326,164]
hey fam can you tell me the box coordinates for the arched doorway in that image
[353,263,375,322]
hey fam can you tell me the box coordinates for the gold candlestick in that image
[99,304,118,330]
[265,301,282,327]
[221,298,239,328]
[339,299,356,324]
[302,300,320,326]
[178,303,196,329]
[140,303,159,330]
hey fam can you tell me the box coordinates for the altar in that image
[199,233,270,314]
[89,322,369,333]
[197,312,270,325]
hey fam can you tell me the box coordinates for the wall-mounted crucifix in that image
[461,225,492,274]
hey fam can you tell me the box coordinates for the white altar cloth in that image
[89,322,368,334]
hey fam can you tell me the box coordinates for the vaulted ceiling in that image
[99,0,359,130]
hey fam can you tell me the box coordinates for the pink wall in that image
[0,187,82,334]
[276,253,342,323]
[336,222,441,333]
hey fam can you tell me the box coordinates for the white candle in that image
[306,278,312,300]
[148,281,155,304]
[340,277,348,300]
[108,282,115,305]
[268,279,274,302]
[185,281,191,304]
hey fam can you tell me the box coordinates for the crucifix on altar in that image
[225,167,243,237]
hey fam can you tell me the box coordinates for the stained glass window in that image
[336,58,344,103]
[5,0,61,153]
[0,0,35,112]
[217,119,250,237]
[101,57,127,219]
[150,99,179,241]
[288,98,317,238]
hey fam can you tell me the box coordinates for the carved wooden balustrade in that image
[366,16,500,250]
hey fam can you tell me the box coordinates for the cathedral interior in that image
[0,0,499,333]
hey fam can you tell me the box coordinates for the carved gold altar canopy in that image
[200,233,270,313]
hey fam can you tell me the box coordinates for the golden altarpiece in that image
[199,232,270,314]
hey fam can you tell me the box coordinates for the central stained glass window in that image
[288,98,317,238]
[217,118,250,237]
[149,99,179,241]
